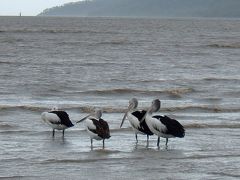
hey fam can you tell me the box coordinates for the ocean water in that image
[0,16,240,179]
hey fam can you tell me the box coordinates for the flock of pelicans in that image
[41,98,185,148]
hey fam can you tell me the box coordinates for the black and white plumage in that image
[41,108,74,137]
[141,99,185,147]
[120,98,153,143]
[77,109,110,148]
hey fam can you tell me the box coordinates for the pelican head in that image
[129,98,138,110]
[120,98,138,128]
[77,108,103,123]
[51,106,58,111]
[94,109,102,119]
[140,99,161,123]
[150,99,161,113]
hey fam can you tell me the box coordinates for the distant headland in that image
[38,0,240,18]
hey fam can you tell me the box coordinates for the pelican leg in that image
[146,135,149,147]
[157,137,160,147]
[103,139,105,149]
[62,130,65,137]
[91,139,93,147]
[52,129,55,137]
[165,138,168,146]
[135,134,138,143]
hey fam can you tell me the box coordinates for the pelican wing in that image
[85,118,98,134]
[87,118,97,129]
[132,110,146,120]
[153,115,185,137]
[88,118,111,139]
[41,112,61,124]
[99,119,111,139]
[150,115,168,133]
[50,111,74,127]
[132,110,153,135]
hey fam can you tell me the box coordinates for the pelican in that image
[41,107,74,136]
[141,99,185,147]
[77,109,111,148]
[120,98,153,143]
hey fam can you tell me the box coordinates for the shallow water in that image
[0,16,240,179]
[1,128,240,179]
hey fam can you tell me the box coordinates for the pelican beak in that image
[76,115,91,123]
[140,114,146,123]
[120,112,127,128]
[120,106,131,128]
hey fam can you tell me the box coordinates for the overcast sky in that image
[0,0,80,16]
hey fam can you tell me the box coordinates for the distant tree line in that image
[39,0,240,18]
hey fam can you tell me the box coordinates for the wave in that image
[184,123,240,129]
[0,176,38,179]
[0,105,46,112]
[112,123,240,130]
[80,87,195,97]
[210,172,240,178]
[0,123,15,130]
[203,77,240,82]
[0,61,17,65]
[206,43,240,49]
[0,104,125,113]
[1,123,240,135]
[58,40,132,46]
[88,105,240,113]
[0,28,116,34]
[41,156,138,165]
[0,130,35,134]
[1,103,240,113]
[94,39,132,46]
[162,105,240,113]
